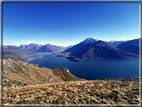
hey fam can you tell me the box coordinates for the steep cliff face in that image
[3,59,81,87]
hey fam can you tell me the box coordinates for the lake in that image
[28,55,139,80]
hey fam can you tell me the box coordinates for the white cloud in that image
[121,36,125,38]
[48,41,54,44]
[27,41,34,44]
[3,40,70,47]
[4,40,34,46]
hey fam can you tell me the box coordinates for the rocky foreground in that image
[3,80,140,105]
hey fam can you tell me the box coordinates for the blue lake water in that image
[28,55,139,80]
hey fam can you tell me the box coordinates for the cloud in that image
[27,41,34,44]
[3,40,69,46]
[121,36,125,38]
[3,40,35,46]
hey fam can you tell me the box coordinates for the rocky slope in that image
[3,59,81,87]
[3,80,140,104]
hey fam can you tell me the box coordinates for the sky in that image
[3,2,140,46]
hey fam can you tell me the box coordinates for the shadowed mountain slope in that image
[117,38,140,55]
[62,38,138,61]
[63,37,98,54]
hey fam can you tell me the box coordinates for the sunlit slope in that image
[3,59,81,87]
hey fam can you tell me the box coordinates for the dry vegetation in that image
[3,59,81,87]
[3,80,140,105]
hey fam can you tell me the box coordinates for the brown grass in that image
[3,80,140,104]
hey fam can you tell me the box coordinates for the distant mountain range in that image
[108,40,126,46]
[61,38,139,61]
[19,43,65,52]
[3,37,140,62]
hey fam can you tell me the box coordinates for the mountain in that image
[63,37,97,54]
[117,38,140,55]
[19,43,42,52]
[3,59,81,87]
[81,37,98,44]
[2,45,35,62]
[108,40,126,46]
[62,38,138,61]
[36,44,65,52]
[19,43,65,52]
[65,45,75,49]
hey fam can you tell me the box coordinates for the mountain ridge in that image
[19,43,65,52]
[117,38,140,55]
[61,38,138,61]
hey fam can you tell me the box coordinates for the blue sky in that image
[3,3,139,46]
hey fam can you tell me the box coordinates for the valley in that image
[1,37,140,105]
[2,37,140,62]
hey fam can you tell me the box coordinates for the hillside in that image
[117,38,140,55]
[3,80,140,104]
[2,45,35,62]
[62,38,138,61]
[3,59,81,87]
